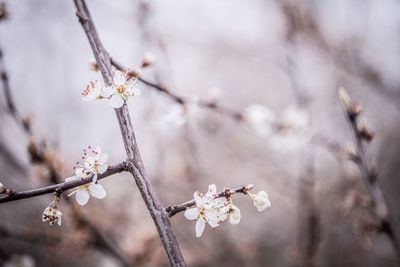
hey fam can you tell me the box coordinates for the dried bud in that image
[89,58,99,72]
[141,52,156,68]
[338,87,362,117]
[0,182,6,194]
[358,118,374,143]
[128,68,143,78]
[27,138,43,163]
[346,142,358,161]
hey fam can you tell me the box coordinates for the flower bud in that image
[338,87,362,117]
[207,86,223,103]
[249,191,271,212]
[358,118,374,143]
[142,52,156,68]
[226,204,241,225]
[42,196,62,226]
[128,68,143,78]
[89,58,99,72]
[0,182,6,194]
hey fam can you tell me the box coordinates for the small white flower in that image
[184,184,228,237]
[207,86,223,103]
[81,80,108,102]
[163,102,202,128]
[105,70,141,108]
[249,191,271,212]
[243,104,275,135]
[66,176,107,206]
[74,145,108,181]
[280,105,308,131]
[223,203,241,225]
[142,52,156,67]
[42,197,62,226]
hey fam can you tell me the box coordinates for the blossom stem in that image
[166,185,252,217]
[0,163,126,204]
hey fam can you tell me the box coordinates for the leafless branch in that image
[73,0,186,265]
[0,162,126,204]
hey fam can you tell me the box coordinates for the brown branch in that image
[110,58,243,121]
[341,93,400,258]
[166,185,250,217]
[0,162,126,204]
[73,1,186,266]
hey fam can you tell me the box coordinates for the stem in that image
[73,1,186,265]
[0,163,126,204]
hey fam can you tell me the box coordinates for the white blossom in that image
[249,191,271,212]
[4,254,35,267]
[184,184,228,237]
[66,176,107,206]
[142,52,156,67]
[81,80,108,102]
[223,203,241,225]
[42,197,62,226]
[105,70,141,108]
[280,105,308,131]
[243,104,275,135]
[74,145,108,181]
[163,102,202,128]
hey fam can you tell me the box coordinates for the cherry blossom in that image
[243,104,275,135]
[74,145,108,182]
[81,80,108,102]
[184,184,228,237]
[66,175,106,206]
[105,70,141,108]
[223,203,241,225]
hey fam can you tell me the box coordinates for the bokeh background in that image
[1,0,400,266]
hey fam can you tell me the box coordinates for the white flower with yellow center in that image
[249,191,271,212]
[184,184,228,237]
[104,70,141,108]
[74,145,108,182]
[223,203,241,225]
[66,175,106,206]
[243,104,275,135]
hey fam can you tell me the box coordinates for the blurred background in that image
[1,0,400,266]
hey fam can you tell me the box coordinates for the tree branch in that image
[166,185,250,217]
[0,162,126,204]
[73,0,186,266]
[342,99,400,258]
[110,58,243,121]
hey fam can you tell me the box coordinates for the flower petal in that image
[208,184,217,195]
[193,192,203,206]
[101,86,114,98]
[195,218,206,238]
[110,95,124,108]
[76,190,90,206]
[97,164,108,174]
[113,70,126,86]
[184,208,199,220]
[98,153,108,165]
[89,183,107,199]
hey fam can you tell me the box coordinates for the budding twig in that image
[166,185,252,217]
[0,162,126,204]
[340,88,400,258]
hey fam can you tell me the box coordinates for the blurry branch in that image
[277,0,400,106]
[340,88,400,257]
[166,185,252,217]
[73,0,186,266]
[0,162,126,203]
[0,225,61,244]
[110,58,243,121]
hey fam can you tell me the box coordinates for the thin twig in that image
[0,162,126,204]
[73,1,186,266]
[166,185,250,217]
[342,97,400,258]
[110,58,243,121]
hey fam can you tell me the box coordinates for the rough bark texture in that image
[73,0,186,266]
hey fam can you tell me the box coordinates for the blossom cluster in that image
[184,184,271,237]
[82,70,140,108]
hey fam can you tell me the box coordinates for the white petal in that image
[195,218,206,238]
[86,157,95,167]
[207,218,220,228]
[94,146,102,160]
[97,164,108,174]
[193,192,203,206]
[76,190,90,206]
[75,168,86,178]
[98,153,108,165]
[101,86,114,98]
[208,184,217,195]
[89,183,107,199]
[184,208,199,220]
[92,173,98,183]
[113,70,126,86]
[110,95,124,108]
